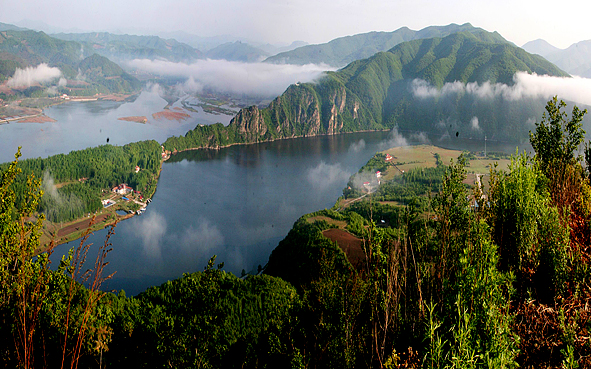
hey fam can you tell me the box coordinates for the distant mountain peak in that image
[264,23,509,67]
[522,39,561,57]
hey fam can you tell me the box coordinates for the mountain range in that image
[0,28,140,95]
[51,32,203,63]
[522,39,591,78]
[204,41,268,62]
[163,30,571,152]
[264,23,510,67]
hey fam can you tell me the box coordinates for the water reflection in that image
[49,130,525,296]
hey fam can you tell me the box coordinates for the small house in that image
[112,183,133,195]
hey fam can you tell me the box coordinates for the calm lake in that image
[0,88,234,163]
[2,92,522,295]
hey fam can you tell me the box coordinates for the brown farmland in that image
[322,228,365,267]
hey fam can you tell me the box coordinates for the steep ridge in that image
[264,23,509,67]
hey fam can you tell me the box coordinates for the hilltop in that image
[522,38,591,78]
[51,31,203,62]
[264,23,509,67]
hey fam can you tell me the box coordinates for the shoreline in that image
[38,149,164,251]
[43,129,385,249]
[164,128,392,159]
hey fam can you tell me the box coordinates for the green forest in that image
[1,98,591,368]
[0,140,162,223]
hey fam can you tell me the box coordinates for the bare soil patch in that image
[152,110,191,121]
[99,94,131,102]
[118,116,147,123]
[17,114,56,123]
[322,228,365,268]
[57,214,110,238]
[307,216,347,228]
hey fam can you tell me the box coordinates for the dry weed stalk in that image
[60,216,117,369]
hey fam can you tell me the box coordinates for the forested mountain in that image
[264,23,510,67]
[205,41,269,62]
[0,29,87,72]
[51,32,203,62]
[0,29,141,94]
[522,38,591,78]
[0,140,161,222]
[75,53,142,94]
[164,31,570,152]
[0,22,28,32]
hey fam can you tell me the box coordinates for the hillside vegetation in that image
[0,29,141,95]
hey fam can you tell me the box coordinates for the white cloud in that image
[133,210,167,260]
[46,86,58,95]
[7,63,62,88]
[470,116,480,131]
[409,131,430,144]
[379,127,408,150]
[411,72,591,107]
[126,58,334,97]
[348,139,366,153]
[307,161,351,192]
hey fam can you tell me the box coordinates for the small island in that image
[118,116,148,123]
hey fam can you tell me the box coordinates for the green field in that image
[380,144,510,180]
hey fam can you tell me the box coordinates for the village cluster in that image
[100,166,151,215]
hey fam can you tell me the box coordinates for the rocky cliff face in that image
[231,105,268,141]
[229,81,364,142]
[326,86,347,134]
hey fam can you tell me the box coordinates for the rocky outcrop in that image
[326,86,346,134]
[230,105,268,141]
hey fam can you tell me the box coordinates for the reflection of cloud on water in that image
[132,210,167,260]
[348,139,366,153]
[179,218,225,254]
[307,161,351,192]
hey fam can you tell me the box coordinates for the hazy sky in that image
[1,0,590,49]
